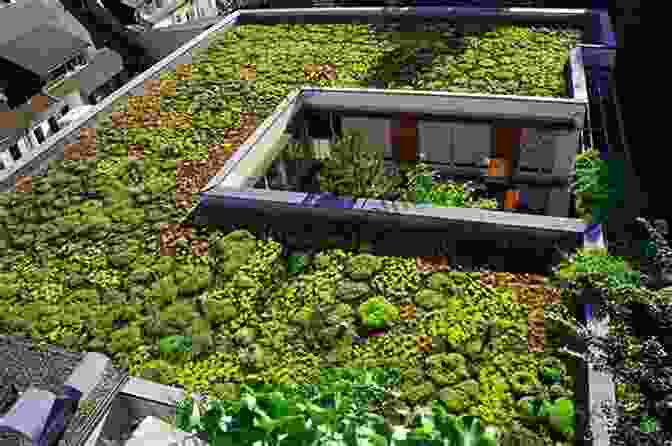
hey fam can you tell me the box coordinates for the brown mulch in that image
[15,176,32,193]
[399,304,417,321]
[127,144,144,161]
[479,272,562,353]
[304,64,337,82]
[191,239,209,257]
[158,222,208,257]
[416,256,451,274]
[416,335,433,353]
[159,223,195,256]
[63,128,97,161]
[240,64,257,81]
[175,64,192,82]
[159,223,208,256]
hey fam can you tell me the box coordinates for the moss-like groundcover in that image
[201,24,580,98]
[0,23,585,445]
[0,220,579,444]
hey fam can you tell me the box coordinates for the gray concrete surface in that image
[0,0,95,48]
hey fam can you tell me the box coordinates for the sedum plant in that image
[358,296,399,330]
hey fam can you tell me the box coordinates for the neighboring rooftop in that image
[0,94,63,146]
[0,24,90,79]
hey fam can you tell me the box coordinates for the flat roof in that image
[0,24,90,78]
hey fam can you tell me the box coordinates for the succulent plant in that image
[159,335,192,355]
[358,296,399,329]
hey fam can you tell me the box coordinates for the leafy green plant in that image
[556,247,640,289]
[288,254,309,275]
[394,400,499,446]
[174,375,505,446]
[173,379,403,446]
[358,296,399,329]
[571,149,608,202]
[520,397,575,442]
[546,398,575,441]
[541,367,562,386]
[175,387,323,446]
[427,181,499,210]
[570,148,627,224]
[640,415,658,433]
[415,173,435,205]
[159,335,192,355]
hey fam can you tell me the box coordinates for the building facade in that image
[0,23,125,175]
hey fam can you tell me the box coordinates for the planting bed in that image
[178,22,582,99]
[260,130,500,210]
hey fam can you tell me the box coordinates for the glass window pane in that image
[48,117,60,134]
[9,144,21,161]
[34,126,45,144]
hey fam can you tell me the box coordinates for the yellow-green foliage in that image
[422,274,527,348]
[358,296,399,328]
[346,253,384,280]
[429,353,470,386]
[349,334,417,371]
[477,365,517,428]
[371,256,420,299]
[109,324,144,355]
[277,252,345,322]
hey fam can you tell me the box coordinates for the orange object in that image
[487,157,512,177]
[504,190,521,209]
[493,127,524,178]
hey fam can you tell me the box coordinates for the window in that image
[9,143,21,161]
[33,126,45,144]
[48,117,60,134]
[0,159,4,170]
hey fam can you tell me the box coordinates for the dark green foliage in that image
[318,130,398,200]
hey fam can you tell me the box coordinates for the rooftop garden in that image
[1,20,669,446]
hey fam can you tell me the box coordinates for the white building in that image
[135,0,220,28]
[0,25,124,174]
[0,93,68,172]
